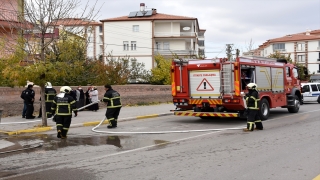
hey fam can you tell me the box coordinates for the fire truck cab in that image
[171,56,302,120]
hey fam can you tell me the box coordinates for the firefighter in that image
[243,83,263,132]
[38,82,57,118]
[102,84,122,128]
[51,86,77,138]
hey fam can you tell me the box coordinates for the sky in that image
[81,0,320,58]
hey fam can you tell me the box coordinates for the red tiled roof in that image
[100,13,197,22]
[268,29,320,43]
[257,29,320,50]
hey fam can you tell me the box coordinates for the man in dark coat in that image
[24,84,35,119]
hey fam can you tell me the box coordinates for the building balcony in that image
[154,49,197,55]
[154,32,197,37]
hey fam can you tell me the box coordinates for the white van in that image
[301,83,320,103]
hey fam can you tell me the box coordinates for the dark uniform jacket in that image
[45,88,57,103]
[51,94,77,116]
[245,90,260,110]
[103,88,122,108]
[24,88,35,103]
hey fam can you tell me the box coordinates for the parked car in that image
[301,83,320,103]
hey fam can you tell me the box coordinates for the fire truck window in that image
[241,69,252,90]
[302,85,310,92]
[286,67,290,77]
[293,68,299,78]
[311,84,318,92]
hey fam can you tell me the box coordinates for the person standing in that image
[51,86,78,139]
[77,86,85,110]
[38,82,57,118]
[102,85,122,128]
[24,84,35,119]
[243,83,263,132]
[21,87,28,118]
[89,86,99,111]
[85,86,93,110]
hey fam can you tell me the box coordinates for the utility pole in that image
[226,44,234,61]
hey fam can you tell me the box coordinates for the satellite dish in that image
[183,27,190,31]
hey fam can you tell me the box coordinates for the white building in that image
[100,3,206,70]
[52,18,103,60]
[256,29,320,74]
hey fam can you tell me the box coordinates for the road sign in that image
[196,78,214,91]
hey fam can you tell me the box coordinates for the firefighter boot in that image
[254,120,263,130]
[56,126,63,138]
[107,120,117,128]
[61,128,69,139]
[243,122,254,132]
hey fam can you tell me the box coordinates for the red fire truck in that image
[171,56,302,120]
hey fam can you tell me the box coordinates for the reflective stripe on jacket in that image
[45,88,57,102]
[51,94,77,115]
[103,88,122,108]
[245,90,260,110]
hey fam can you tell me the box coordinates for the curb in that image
[0,112,174,136]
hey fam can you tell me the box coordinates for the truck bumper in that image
[172,111,239,117]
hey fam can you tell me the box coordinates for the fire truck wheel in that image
[287,95,300,113]
[259,98,270,120]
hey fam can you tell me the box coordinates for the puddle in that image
[0,134,172,156]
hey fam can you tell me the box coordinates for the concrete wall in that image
[0,85,172,117]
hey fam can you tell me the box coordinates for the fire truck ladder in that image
[221,62,233,96]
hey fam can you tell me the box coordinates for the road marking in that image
[136,114,159,119]
[2,108,320,179]
[313,174,320,180]
[83,127,233,162]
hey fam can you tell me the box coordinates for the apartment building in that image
[256,29,320,74]
[100,3,206,70]
[0,0,24,58]
[50,18,103,60]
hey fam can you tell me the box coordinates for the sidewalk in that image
[0,103,175,135]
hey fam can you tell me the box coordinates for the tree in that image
[150,54,171,85]
[268,51,309,81]
[0,0,100,126]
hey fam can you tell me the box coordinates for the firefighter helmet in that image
[60,86,72,93]
[247,83,257,90]
[45,82,52,88]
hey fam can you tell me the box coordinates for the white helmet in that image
[60,86,72,93]
[45,82,52,88]
[247,83,257,90]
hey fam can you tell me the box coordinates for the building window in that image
[99,25,103,33]
[155,42,161,50]
[273,43,285,51]
[199,49,204,56]
[123,41,129,51]
[297,43,305,51]
[133,25,139,32]
[163,42,170,50]
[131,41,136,50]
[297,55,305,62]
[198,40,204,46]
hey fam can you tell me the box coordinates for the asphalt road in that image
[0,103,320,180]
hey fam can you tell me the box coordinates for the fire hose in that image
[49,100,100,122]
